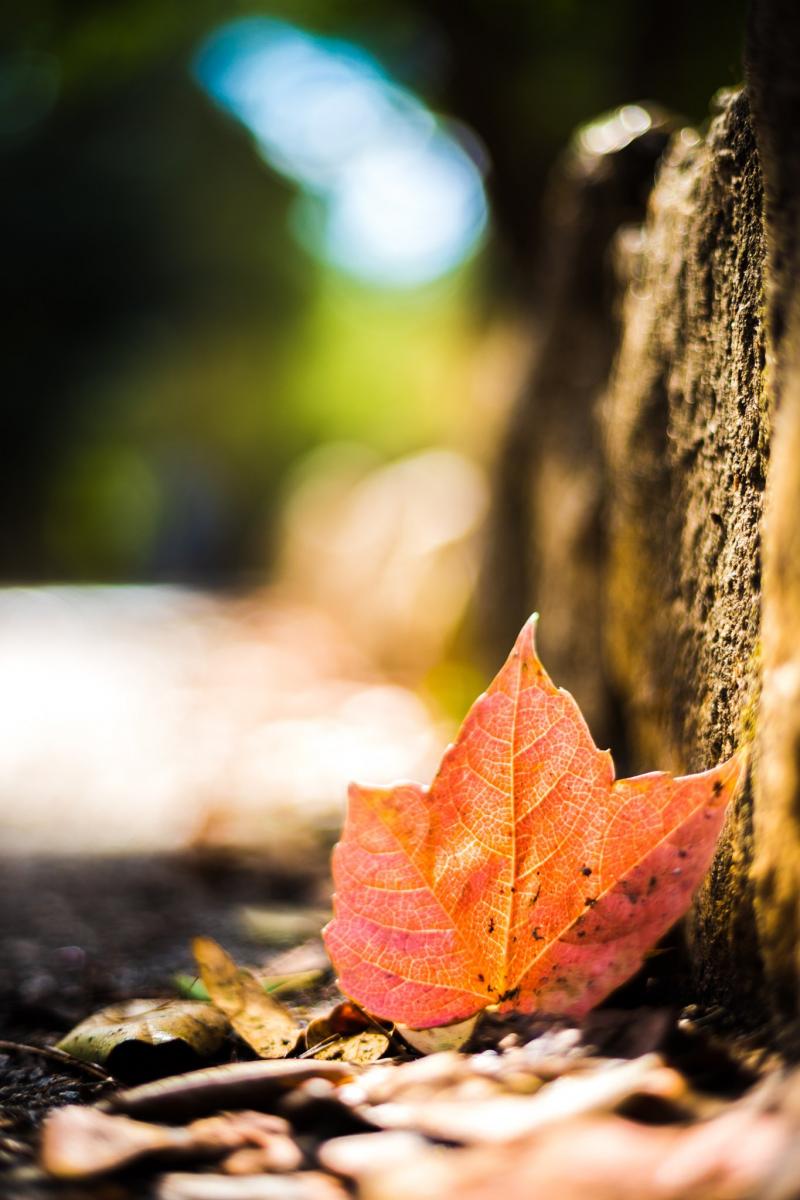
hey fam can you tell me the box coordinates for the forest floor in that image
[1,850,796,1200]
[0,851,324,1198]
[1,584,798,1199]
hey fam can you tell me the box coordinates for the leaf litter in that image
[13,618,794,1199]
[34,1004,800,1200]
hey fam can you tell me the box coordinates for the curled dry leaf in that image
[310,1031,390,1065]
[57,1000,229,1068]
[304,1002,391,1065]
[355,1111,791,1200]
[42,1106,180,1179]
[369,1054,684,1144]
[306,1002,372,1043]
[325,615,747,1028]
[107,1059,355,1123]
[340,1051,685,1145]
[193,937,300,1059]
[41,1105,294,1180]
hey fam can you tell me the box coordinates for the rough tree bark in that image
[603,88,767,1029]
[483,0,800,1049]
[479,106,672,750]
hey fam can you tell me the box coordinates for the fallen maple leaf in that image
[323,616,746,1028]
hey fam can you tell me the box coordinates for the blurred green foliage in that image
[0,0,747,583]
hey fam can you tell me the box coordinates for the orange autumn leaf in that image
[323,615,746,1029]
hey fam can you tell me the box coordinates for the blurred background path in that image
[0,1,745,859]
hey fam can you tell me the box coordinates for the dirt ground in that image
[0,851,325,1194]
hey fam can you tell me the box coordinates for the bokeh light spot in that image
[194,18,489,287]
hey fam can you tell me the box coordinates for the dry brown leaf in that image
[42,1107,180,1178]
[346,1052,684,1144]
[193,937,300,1058]
[41,1105,295,1180]
[357,1110,792,1200]
[305,1002,371,1043]
[311,1031,390,1065]
[107,1058,355,1122]
[304,1002,390,1065]
[57,999,229,1068]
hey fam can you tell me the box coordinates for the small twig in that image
[297,1033,340,1059]
[0,1039,115,1084]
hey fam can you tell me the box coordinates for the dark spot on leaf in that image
[584,897,596,907]
[577,929,586,938]
[648,875,658,893]
[678,849,688,859]
[487,917,495,935]
[713,780,723,796]
[581,866,592,877]
[498,986,520,1003]
[477,973,484,983]
[532,926,544,941]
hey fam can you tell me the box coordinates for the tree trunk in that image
[482,0,800,1050]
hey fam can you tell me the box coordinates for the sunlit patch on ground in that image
[0,449,493,858]
[0,586,445,857]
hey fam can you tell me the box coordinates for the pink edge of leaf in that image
[508,746,748,1018]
